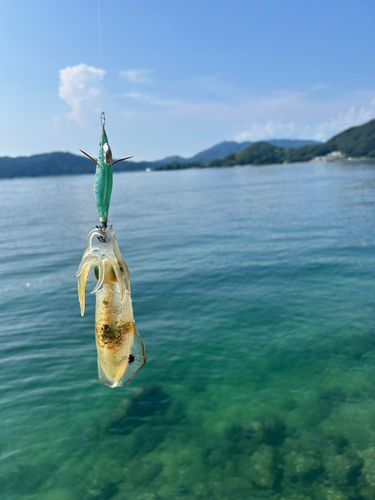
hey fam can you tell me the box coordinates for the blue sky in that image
[1,0,375,160]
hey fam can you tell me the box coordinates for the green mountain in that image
[151,141,252,166]
[152,155,186,166]
[157,119,375,170]
[208,142,287,167]
[0,140,320,178]
[188,141,253,162]
[268,139,320,149]
[287,119,375,162]
[156,139,320,165]
[0,152,152,179]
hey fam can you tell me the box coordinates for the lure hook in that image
[96,224,107,243]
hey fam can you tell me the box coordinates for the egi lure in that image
[76,113,146,388]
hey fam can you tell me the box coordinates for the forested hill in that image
[184,139,320,163]
[0,138,321,179]
[286,118,375,162]
[0,152,153,179]
[157,143,287,170]
[157,119,375,170]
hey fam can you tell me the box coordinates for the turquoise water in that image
[1,161,375,500]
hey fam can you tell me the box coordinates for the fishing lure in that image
[77,114,146,387]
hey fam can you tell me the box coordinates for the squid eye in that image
[94,266,99,280]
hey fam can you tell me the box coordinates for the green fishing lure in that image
[80,118,132,225]
[94,127,113,224]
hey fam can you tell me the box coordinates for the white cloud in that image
[122,88,375,142]
[58,63,105,124]
[192,74,241,97]
[124,92,181,107]
[123,91,242,122]
[313,98,375,140]
[120,69,152,84]
[122,109,144,118]
[235,122,295,141]
[233,91,375,141]
[310,83,331,92]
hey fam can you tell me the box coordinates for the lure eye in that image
[103,143,113,165]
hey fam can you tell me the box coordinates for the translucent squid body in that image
[76,226,146,388]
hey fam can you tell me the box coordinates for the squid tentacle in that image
[76,255,98,277]
[106,227,131,292]
[113,247,130,292]
[78,264,93,316]
[82,244,105,261]
[120,261,130,293]
[87,229,105,248]
[112,260,125,300]
[91,257,107,294]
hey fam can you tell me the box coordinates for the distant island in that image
[0,139,320,179]
[156,119,375,171]
[0,120,374,179]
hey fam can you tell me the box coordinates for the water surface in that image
[1,161,375,500]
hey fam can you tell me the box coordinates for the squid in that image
[76,226,146,387]
[77,114,145,388]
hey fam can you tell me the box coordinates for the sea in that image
[1,160,375,500]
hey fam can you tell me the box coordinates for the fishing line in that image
[97,0,104,113]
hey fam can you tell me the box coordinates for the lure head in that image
[100,128,113,165]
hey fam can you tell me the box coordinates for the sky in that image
[1,0,375,161]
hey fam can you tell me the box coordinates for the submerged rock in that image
[359,483,375,500]
[284,450,320,476]
[360,447,375,487]
[315,486,346,500]
[0,462,57,496]
[91,481,119,500]
[315,389,346,420]
[280,495,312,500]
[31,489,72,500]
[106,385,172,435]
[205,423,261,470]
[247,444,274,488]
[281,437,326,494]
[282,399,298,412]
[322,444,363,486]
[134,494,162,500]
[125,459,163,488]
[261,418,287,447]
